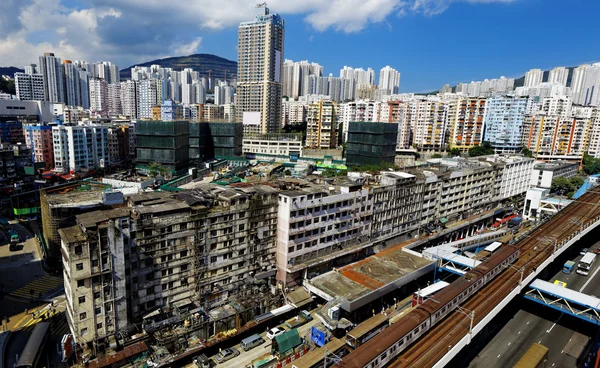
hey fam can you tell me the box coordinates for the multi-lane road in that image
[468,243,600,367]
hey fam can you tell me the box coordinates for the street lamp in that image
[505,263,525,289]
[455,306,475,340]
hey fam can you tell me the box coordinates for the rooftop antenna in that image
[256,2,269,15]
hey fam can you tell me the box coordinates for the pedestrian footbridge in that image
[524,279,600,325]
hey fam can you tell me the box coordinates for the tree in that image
[448,148,461,157]
[468,141,494,157]
[432,153,443,159]
[284,169,292,176]
[551,176,584,198]
[520,146,534,158]
[148,162,168,178]
[583,154,600,175]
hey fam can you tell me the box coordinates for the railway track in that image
[391,191,600,367]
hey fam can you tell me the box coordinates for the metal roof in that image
[529,279,600,310]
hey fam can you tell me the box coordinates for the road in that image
[185,314,321,368]
[469,244,600,367]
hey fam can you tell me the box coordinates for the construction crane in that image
[256,2,269,15]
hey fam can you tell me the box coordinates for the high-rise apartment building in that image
[447,97,487,150]
[24,124,54,169]
[483,96,531,153]
[305,100,337,149]
[378,66,401,94]
[524,68,543,88]
[52,124,109,173]
[237,7,284,134]
[406,97,447,151]
[39,53,65,103]
[15,72,45,101]
[107,84,121,115]
[89,78,109,115]
[579,63,600,106]
[138,80,159,119]
[120,80,138,119]
[548,67,569,87]
[62,61,82,107]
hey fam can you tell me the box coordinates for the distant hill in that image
[120,53,237,80]
[0,67,24,79]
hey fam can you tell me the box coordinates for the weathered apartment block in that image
[60,185,279,350]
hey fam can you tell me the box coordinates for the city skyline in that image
[2,0,600,92]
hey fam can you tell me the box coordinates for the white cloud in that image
[173,37,203,56]
[0,0,521,68]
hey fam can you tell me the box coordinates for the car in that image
[581,248,589,256]
[192,354,215,368]
[266,327,285,340]
[553,280,567,288]
[214,348,239,364]
[594,248,600,254]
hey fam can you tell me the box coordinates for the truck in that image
[563,261,576,274]
[508,217,523,228]
[284,310,313,329]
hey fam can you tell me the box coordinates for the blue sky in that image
[1,0,599,92]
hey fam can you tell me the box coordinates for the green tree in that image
[468,141,494,157]
[583,154,600,175]
[432,153,443,159]
[520,146,534,158]
[284,169,292,176]
[551,177,574,195]
[448,148,461,157]
[148,162,168,178]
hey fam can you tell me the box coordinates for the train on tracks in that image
[336,243,520,368]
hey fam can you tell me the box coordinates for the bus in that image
[563,261,576,274]
[412,281,450,306]
[512,343,548,368]
[492,214,518,228]
[16,322,50,368]
[577,253,596,276]
[346,313,389,349]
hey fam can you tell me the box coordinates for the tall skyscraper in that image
[62,60,82,107]
[120,80,138,119]
[237,6,285,134]
[548,66,569,87]
[378,66,401,94]
[39,52,65,102]
[524,68,543,88]
[89,78,109,114]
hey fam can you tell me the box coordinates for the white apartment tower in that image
[39,52,65,103]
[548,67,569,87]
[62,61,82,107]
[120,80,138,119]
[379,66,401,94]
[89,78,109,115]
[52,125,109,173]
[15,72,45,101]
[524,68,543,88]
[237,7,285,134]
[138,79,159,119]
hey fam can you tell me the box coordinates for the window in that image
[79,312,87,320]
[78,296,85,304]
[81,328,88,336]
[77,280,85,288]
[74,245,82,255]
[94,291,100,299]
[76,263,84,271]
[96,323,103,330]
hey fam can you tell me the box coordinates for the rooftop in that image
[307,240,433,311]
[45,186,107,208]
[534,160,578,171]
